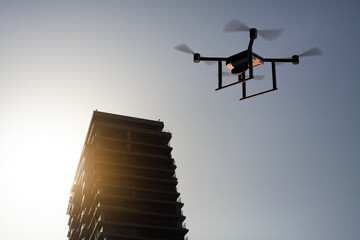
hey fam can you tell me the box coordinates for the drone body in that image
[226,50,264,74]
[175,20,322,101]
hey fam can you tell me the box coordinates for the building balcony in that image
[95,170,177,186]
[93,160,176,180]
[92,137,172,158]
[97,183,180,202]
[91,121,171,145]
[99,220,188,240]
[91,150,176,171]
[90,147,174,164]
[90,111,165,132]
[99,193,184,211]
[98,203,186,221]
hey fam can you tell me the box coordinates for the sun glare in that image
[1,119,80,220]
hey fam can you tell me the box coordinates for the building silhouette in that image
[66,111,188,240]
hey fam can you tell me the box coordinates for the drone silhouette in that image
[175,20,322,101]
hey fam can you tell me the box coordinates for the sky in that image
[0,1,359,240]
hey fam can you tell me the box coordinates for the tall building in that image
[66,111,188,240]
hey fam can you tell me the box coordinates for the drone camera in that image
[231,64,249,74]
[194,53,201,63]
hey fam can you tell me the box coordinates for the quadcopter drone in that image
[175,20,322,101]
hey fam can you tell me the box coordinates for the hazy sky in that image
[0,1,359,240]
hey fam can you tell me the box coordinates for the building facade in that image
[66,111,188,240]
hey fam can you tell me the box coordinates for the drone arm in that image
[193,53,227,63]
[263,57,298,64]
[196,56,227,62]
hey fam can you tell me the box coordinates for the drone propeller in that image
[298,48,323,57]
[174,44,194,54]
[224,19,283,41]
[223,19,250,32]
[222,72,265,80]
[288,48,323,64]
[274,48,323,66]
[175,44,216,65]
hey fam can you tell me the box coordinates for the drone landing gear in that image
[215,66,254,91]
[240,60,278,101]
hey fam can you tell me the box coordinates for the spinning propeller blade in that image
[223,19,250,32]
[299,48,323,57]
[175,44,216,65]
[224,19,283,41]
[174,44,194,54]
[258,29,284,41]
[276,48,323,66]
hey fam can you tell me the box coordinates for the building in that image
[66,111,188,240]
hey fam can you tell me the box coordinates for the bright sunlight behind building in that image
[0,112,81,237]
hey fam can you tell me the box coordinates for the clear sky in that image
[0,1,359,240]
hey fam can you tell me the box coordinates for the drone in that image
[175,20,322,101]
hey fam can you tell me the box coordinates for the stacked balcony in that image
[67,111,188,240]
